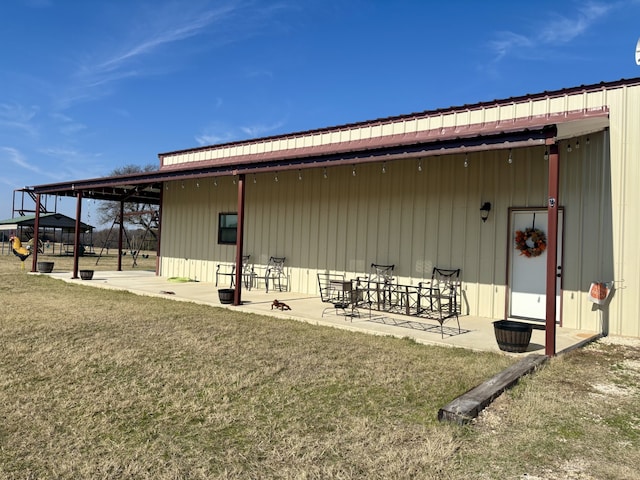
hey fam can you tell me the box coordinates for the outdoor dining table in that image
[355,279,421,316]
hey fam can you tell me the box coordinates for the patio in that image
[45,269,600,356]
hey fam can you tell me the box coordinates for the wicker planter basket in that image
[493,320,533,353]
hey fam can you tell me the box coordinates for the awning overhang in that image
[27,108,609,203]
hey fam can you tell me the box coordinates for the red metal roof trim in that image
[160,107,608,171]
[158,76,633,160]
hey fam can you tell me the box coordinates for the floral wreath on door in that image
[515,228,547,257]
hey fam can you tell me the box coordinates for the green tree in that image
[96,164,159,240]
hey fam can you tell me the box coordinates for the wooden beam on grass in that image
[438,354,548,425]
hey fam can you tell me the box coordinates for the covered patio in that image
[24,77,640,357]
[42,269,600,356]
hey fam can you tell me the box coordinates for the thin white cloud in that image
[241,120,285,138]
[195,117,286,146]
[195,130,236,146]
[0,103,39,137]
[36,147,106,180]
[2,146,44,175]
[539,2,612,44]
[488,1,614,62]
[49,113,87,136]
[489,32,533,62]
[63,3,241,108]
[95,5,236,75]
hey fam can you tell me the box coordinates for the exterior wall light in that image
[480,202,492,222]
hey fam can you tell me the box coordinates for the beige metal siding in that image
[160,132,617,331]
[607,86,640,336]
[161,148,549,315]
[159,82,640,338]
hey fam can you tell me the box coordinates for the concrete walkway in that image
[47,270,600,356]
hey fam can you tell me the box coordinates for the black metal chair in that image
[418,267,461,337]
[366,263,397,311]
[216,255,252,288]
[241,255,256,290]
[317,272,368,320]
[265,256,287,293]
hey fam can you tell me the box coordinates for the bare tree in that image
[96,164,159,239]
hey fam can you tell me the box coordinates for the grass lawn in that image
[1,250,639,479]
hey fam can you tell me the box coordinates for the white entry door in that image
[508,209,563,321]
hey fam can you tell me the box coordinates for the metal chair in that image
[317,273,368,320]
[216,255,252,288]
[241,255,256,290]
[265,256,287,293]
[418,267,461,337]
[366,263,397,311]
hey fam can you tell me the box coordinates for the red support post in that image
[545,143,560,356]
[234,174,246,306]
[72,191,83,279]
[118,202,124,271]
[31,194,41,272]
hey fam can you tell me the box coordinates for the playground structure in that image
[95,210,159,267]
[1,189,94,257]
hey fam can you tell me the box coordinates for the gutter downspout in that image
[234,174,246,306]
[545,143,560,356]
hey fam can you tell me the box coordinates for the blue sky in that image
[1,0,640,226]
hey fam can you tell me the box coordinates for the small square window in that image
[218,213,238,245]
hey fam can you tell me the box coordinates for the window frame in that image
[218,212,238,245]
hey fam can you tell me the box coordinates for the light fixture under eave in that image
[567,142,572,153]
[464,155,469,168]
[323,167,328,179]
[382,162,387,174]
[352,165,356,177]
[213,178,218,187]
[298,169,303,181]
[507,149,513,164]
[274,172,279,183]
[480,202,492,222]
[544,149,549,161]
[418,159,422,172]
[253,174,257,184]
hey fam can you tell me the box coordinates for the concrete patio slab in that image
[45,269,601,356]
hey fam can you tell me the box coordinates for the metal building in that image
[27,77,640,344]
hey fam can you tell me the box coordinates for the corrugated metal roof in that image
[28,76,632,202]
[157,76,635,158]
[0,213,93,231]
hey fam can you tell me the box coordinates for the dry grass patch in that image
[2,252,639,479]
[0,255,511,479]
[462,336,640,479]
